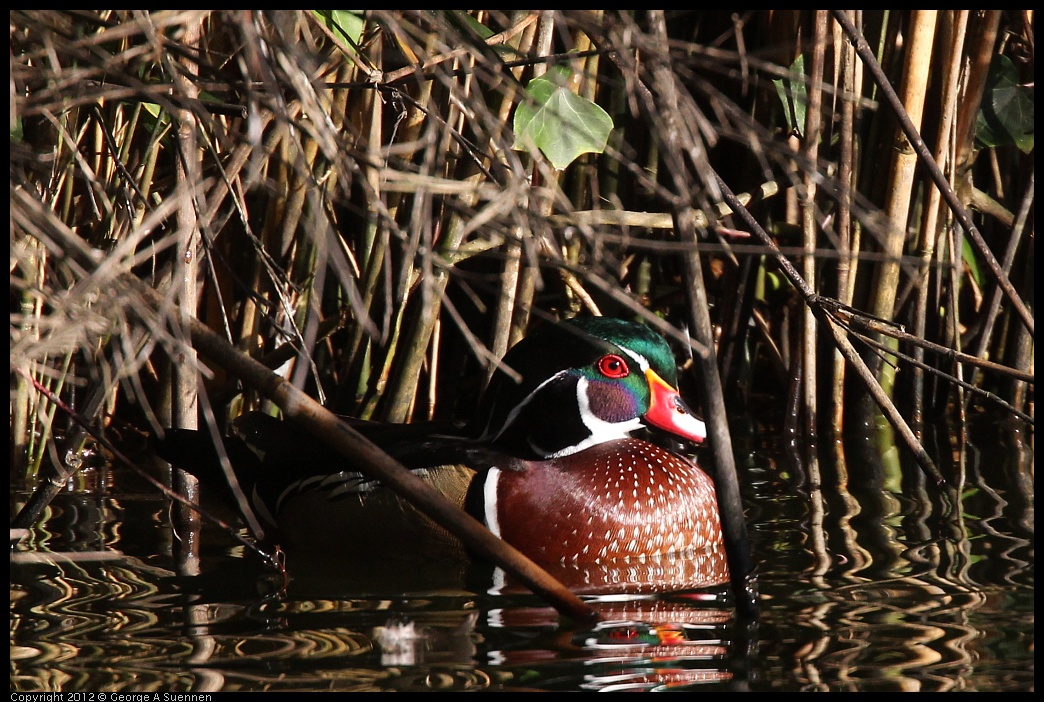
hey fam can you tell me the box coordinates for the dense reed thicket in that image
[10,11,1033,511]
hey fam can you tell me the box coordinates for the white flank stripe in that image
[484,467,502,537]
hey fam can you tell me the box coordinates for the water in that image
[10,418,1034,692]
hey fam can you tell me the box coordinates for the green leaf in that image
[448,9,495,40]
[313,10,365,53]
[512,64,614,170]
[975,55,1034,154]
[772,55,807,137]
[961,237,983,290]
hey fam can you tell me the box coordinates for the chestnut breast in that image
[488,438,726,565]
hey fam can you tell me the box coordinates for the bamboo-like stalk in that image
[831,9,860,431]
[802,9,829,580]
[912,11,968,435]
[488,232,522,386]
[358,33,435,413]
[868,10,937,329]
[834,10,1034,335]
[710,172,945,486]
[945,221,968,432]
[968,174,1035,400]
[485,12,537,386]
[170,16,204,575]
[953,12,1003,172]
[558,10,605,321]
[644,9,757,616]
[381,54,479,423]
[676,207,759,617]
[506,11,559,344]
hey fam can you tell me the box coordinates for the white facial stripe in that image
[486,370,569,442]
[617,345,650,373]
[549,376,641,458]
[484,467,502,537]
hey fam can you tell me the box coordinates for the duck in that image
[153,316,730,591]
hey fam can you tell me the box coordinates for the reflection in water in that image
[748,415,1034,692]
[757,572,1030,691]
[9,420,1034,692]
[478,593,742,691]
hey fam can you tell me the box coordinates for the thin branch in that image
[842,321,1034,425]
[711,173,946,486]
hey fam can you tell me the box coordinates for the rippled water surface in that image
[10,419,1034,692]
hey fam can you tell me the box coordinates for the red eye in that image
[597,354,629,379]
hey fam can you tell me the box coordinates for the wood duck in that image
[153,317,730,589]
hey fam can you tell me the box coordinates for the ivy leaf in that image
[513,64,613,171]
[976,55,1034,154]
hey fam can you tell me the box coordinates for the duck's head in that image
[476,316,707,459]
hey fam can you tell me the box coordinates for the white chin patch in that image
[549,377,641,458]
